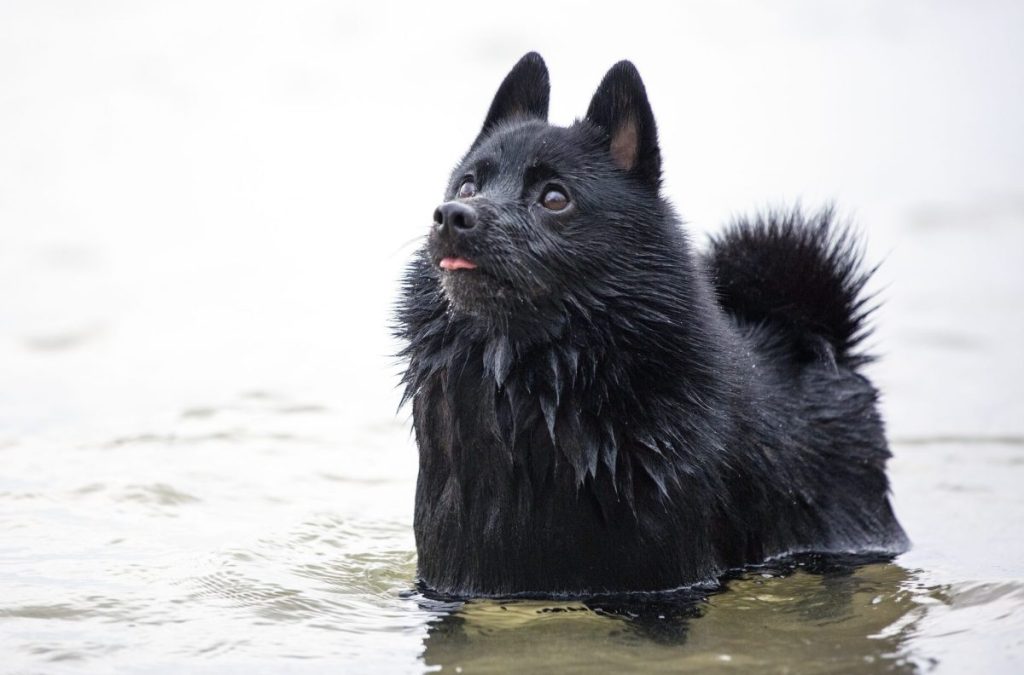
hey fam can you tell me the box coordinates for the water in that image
[2,1,1023,672]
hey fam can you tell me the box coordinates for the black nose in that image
[433,201,478,234]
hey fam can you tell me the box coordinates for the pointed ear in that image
[472,52,550,149]
[585,61,661,188]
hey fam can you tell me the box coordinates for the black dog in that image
[396,52,908,597]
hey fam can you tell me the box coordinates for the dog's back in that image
[703,208,908,563]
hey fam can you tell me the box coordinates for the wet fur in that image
[395,53,908,597]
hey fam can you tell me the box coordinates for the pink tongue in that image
[440,257,477,271]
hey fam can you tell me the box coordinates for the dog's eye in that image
[541,187,569,211]
[457,180,477,199]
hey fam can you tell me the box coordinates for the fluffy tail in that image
[705,207,877,368]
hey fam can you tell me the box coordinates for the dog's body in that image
[396,53,908,597]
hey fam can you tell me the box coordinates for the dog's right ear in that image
[472,52,550,149]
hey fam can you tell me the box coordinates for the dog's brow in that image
[523,162,558,187]
[475,157,497,180]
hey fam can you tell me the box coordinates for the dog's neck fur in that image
[397,237,746,496]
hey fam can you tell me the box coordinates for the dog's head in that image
[426,53,672,328]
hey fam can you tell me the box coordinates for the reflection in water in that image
[419,557,933,673]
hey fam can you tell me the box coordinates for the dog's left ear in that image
[472,52,550,149]
[585,61,661,189]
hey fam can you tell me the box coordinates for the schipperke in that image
[396,52,908,597]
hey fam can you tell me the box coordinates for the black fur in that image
[707,207,877,369]
[395,52,908,597]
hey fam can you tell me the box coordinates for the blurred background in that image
[1,1,1022,672]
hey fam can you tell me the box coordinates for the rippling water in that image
[4,398,1023,672]
[2,1,1024,673]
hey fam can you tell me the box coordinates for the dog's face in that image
[426,53,665,327]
